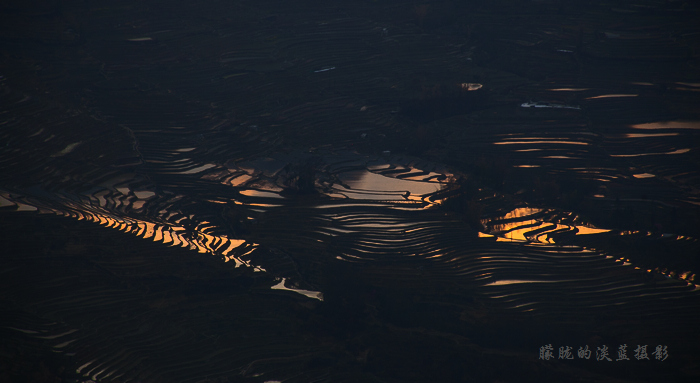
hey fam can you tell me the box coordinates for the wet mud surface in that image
[1,1,700,382]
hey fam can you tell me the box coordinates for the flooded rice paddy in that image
[1,1,700,382]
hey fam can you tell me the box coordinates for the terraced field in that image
[1,1,699,382]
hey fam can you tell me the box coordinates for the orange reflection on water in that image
[483,279,563,286]
[624,133,679,138]
[494,140,589,146]
[576,226,612,235]
[1,194,255,266]
[585,94,637,99]
[504,207,542,219]
[483,207,610,243]
[239,189,284,198]
[630,121,700,130]
[95,216,249,261]
[610,148,690,157]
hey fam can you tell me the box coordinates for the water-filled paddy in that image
[1,1,699,382]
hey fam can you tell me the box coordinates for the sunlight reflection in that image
[585,94,638,99]
[630,121,700,130]
[334,169,445,204]
[483,280,563,286]
[494,140,589,146]
[1,192,253,266]
[624,133,679,138]
[482,207,610,243]
[240,189,284,199]
[610,148,690,157]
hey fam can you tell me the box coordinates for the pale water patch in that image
[494,140,589,146]
[0,194,14,208]
[51,142,81,157]
[134,191,156,199]
[180,164,217,174]
[460,83,483,90]
[271,278,323,301]
[546,88,590,91]
[335,170,443,202]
